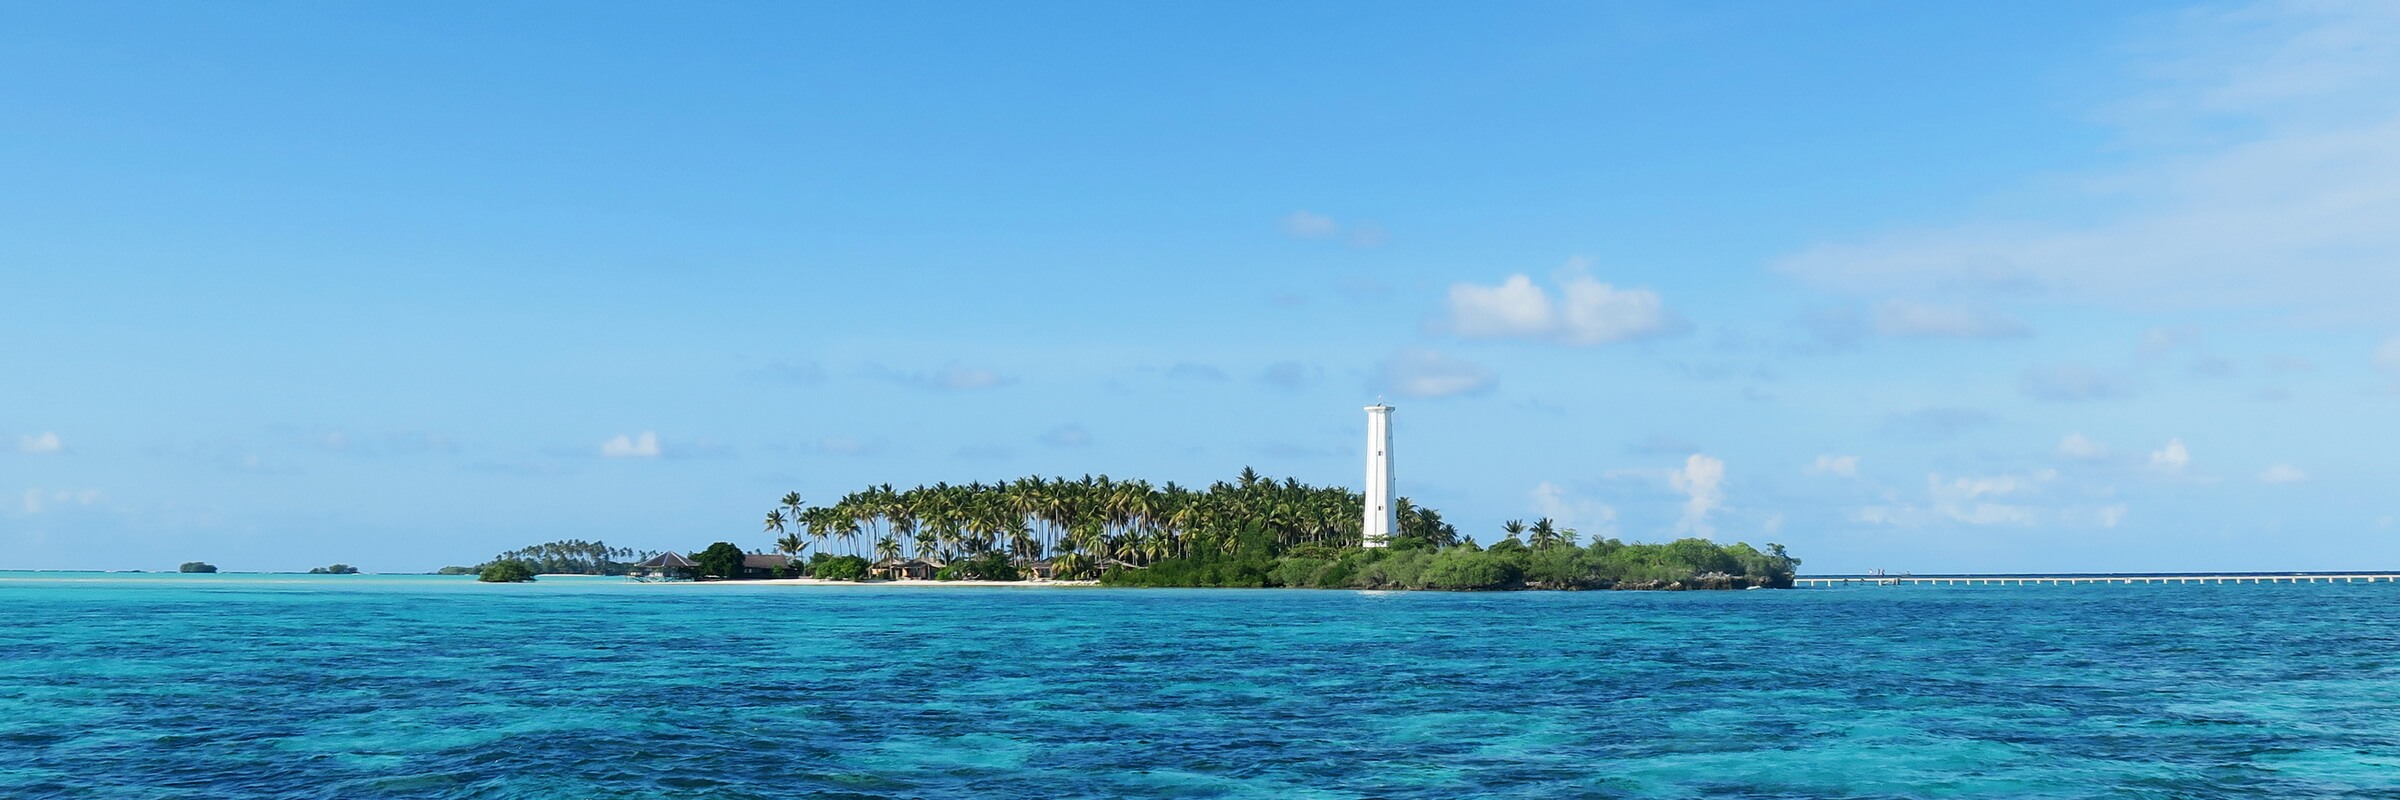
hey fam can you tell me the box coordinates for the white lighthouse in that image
[1363,403,1396,547]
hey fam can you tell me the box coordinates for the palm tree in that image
[1529,517,1559,549]
[1502,519,1526,545]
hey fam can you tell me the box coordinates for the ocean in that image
[4,572,2397,798]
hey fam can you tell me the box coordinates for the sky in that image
[4,1,2397,573]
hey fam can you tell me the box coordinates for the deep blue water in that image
[5,573,2399,799]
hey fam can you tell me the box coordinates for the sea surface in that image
[4,572,2398,799]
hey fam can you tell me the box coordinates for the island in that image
[733,469,1794,590]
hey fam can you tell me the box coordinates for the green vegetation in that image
[756,469,1797,591]
[807,553,872,581]
[307,564,359,575]
[694,541,747,580]
[178,562,217,573]
[1106,535,1798,590]
[764,468,1455,580]
[934,552,1020,581]
[477,559,536,583]
[483,539,647,575]
[435,566,476,575]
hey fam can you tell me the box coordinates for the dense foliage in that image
[934,552,1021,581]
[1106,537,1800,591]
[477,559,536,583]
[807,553,872,581]
[436,566,476,575]
[762,468,1456,580]
[694,542,747,580]
[178,562,217,573]
[482,539,648,575]
[307,564,359,575]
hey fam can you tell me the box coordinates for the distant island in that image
[445,469,1798,590]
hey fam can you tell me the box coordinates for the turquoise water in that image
[5,573,2399,798]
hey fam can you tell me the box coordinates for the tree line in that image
[758,468,1459,580]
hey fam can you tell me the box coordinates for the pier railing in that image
[1795,572,2400,586]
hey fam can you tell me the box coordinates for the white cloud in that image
[1872,302,2030,338]
[601,432,661,458]
[1668,454,1725,536]
[1443,262,1673,346]
[1279,210,1340,239]
[1859,470,2084,528]
[17,432,62,454]
[2058,433,2111,462]
[1776,3,2400,322]
[1804,455,1859,478]
[1378,348,1495,398]
[1531,481,1619,537]
[20,488,101,514]
[2258,464,2308,484]
[2149,438,2192,474]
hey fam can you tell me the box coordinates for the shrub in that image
[693,542,746,580]
[478,559,536,583]
[178,562,217,574]
[1520,547,1593,589]
[935,552,1021,581]
[810,554,872,581]
[1267,557,1328,587]
[1419,550,1520,590]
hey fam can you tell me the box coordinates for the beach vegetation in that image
[481,539,648,576]
[178,561,217,573]
[934,552,1020,581]
[694,542,747,580]
[807,553,872,581]
[759,469,1796,591]
[478,559,536,583]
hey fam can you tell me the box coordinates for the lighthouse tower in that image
[1363,403,1396,547]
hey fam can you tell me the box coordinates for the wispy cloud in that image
[815,436,886,457]
[1531,481,1619,537]
[1279,210,1339,239]
[1258,361,1321,392]
[1804,455,1859,478]
[17,432,62,454]
[2148,438,2191,474]
[2258,463,2308,484]
[2058,433,2111,462]
[1873,301,2031,339]
[19,488,101,514]
[1375,348,1495,398]
[1166,362,1229,382]
[1278,210,1384,247]
[1778,2,2400,321]
[601,432,661,459]
[2020,365,2133,402]
[1668,454,1725,535]
[1880,407,2000,440]
[1038,424,1091,447]
[864,362,1016,391]
[1441,260,1678,346]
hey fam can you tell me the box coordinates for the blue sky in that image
[5,1,2396,573]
